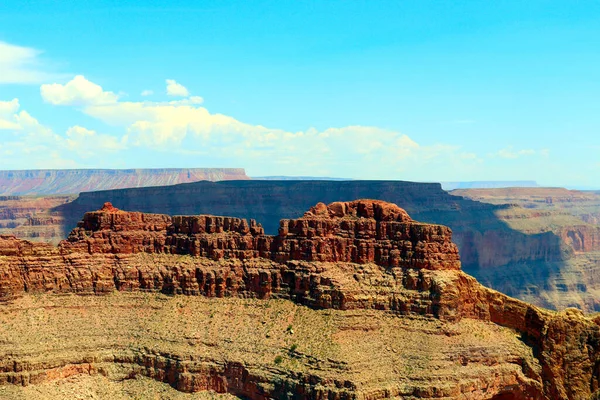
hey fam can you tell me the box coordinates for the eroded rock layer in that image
[1,200,600,399]
[0,168,249,196]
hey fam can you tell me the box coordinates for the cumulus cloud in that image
[36,76,482,178]
[0,96,126,168]
[141,90,153,96]
[0,41,63,84]
[166,79,189,97]
[0,98,49,132]
[65,125,126,157]
[40,75,119,106]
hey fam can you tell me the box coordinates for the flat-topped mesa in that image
[62,200,460,270]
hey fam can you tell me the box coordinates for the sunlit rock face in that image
[1,200,600,398]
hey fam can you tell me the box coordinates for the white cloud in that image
[0,96,126,168]
[65,125,125,157]
[40,75,119,106]
[36,76,482,178]
[0,98,20,116]
[0,41,63,84]
[141,90,153,96]
[494,147,541,159]
[0,99,48,132]
[166,79,189,97]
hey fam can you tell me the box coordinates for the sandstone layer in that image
[3,181,599,311]
[1,200,600,399]
[56,180,568,270]
[49,180,578,311]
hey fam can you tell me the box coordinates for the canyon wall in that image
[0,168,249,196]
[58,180,567,268]
[0,195,73,244]
[453,188,600,311]
[1,201,600,398]
[5,180,600,312]
[54,180,576,309]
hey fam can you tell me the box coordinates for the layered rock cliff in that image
[453,188,600,312]
[52,180,578,311]
[57,180,568,269]
[0,195,73,244]
[0,168,249,196]
[1,200,600,399]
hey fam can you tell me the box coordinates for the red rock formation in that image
[63,200,460,271]
[1,200,600,399]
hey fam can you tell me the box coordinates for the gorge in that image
[1,200,600,398]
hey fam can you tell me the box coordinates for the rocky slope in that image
[1,200,600,398]
[452,188,600,311]
[0,168,249,196]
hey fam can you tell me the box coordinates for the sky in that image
[0,1,599,188]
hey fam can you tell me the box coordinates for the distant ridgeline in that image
[0,168,249,195]
[441,181,539,190]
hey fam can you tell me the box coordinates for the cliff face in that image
[1,201,600,399]
[0,168,249,196]
[6,181,600,311]
[0,195,73,244]
[58,180,567,268]
[452,188,600,312]
[54,180,575,310]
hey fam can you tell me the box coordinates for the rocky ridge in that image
[1,200,600,399]
[0,168,249,196]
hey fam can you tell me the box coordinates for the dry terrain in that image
[0,293,539,399]
[0,200,600,398]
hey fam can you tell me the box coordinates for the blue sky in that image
[0,1,599,187]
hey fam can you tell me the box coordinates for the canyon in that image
[2,180,600,313]
[53,180,600,311]
[0,195,74,245]
[453,188,600,312]
[2,199,600,399]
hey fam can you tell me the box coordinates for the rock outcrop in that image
[1,200,600,398]
[57,180,568,269]
[0,179,579,311]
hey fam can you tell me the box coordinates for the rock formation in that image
[5,180,600,311]
[1,200,600,398]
